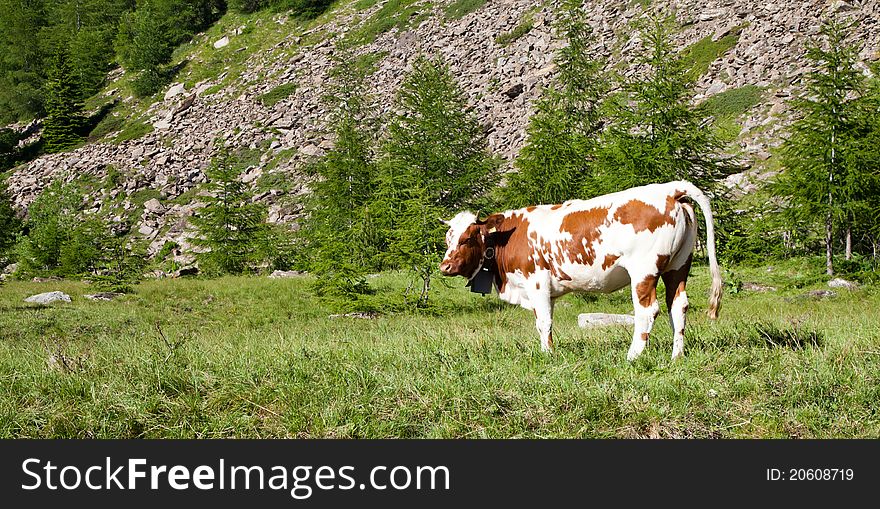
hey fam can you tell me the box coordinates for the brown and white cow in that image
[439,181,722,360]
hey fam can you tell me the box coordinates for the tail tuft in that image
[675,181,723,320]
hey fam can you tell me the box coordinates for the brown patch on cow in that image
[636,274,658,308]
[559,207,610,266]
[493,213,537,290]
[660,255,692,310]
[526,206,537,212]
[551,204,563,210]
[655,254,670,272]
[602,254,620,270]
[615,195,684,234]
[535,281,541,290]
[640,332,650,342]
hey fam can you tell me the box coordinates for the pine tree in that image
[503,3,609,208]
[15,180,103,276]
[42,49,85,153]
[594,15,728,195]
[0,0,47,123]
[116,1,174,97]
[300,45,380,298]
[380,55,500,306]
[0,182,22,264]
[774,19,868,275]
[191,146,270,275]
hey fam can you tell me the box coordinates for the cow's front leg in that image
[627,273,660,361]
[533,296,555,353]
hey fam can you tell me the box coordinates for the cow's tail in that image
[677,181,722,319]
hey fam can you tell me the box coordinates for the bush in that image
[191,146,270,275]
[131,68,170,98]
[14,181,104,277]
[0,183,22,264]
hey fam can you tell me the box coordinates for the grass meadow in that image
[1,258,878,438]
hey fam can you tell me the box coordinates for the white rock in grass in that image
[164,83,185,101]
[828,278,858,289]
[578,313,634,328]
[25,291,71,304]
[213,36,230,49]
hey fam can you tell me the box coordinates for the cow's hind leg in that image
[627,272,660,361]
[661,256,691,360]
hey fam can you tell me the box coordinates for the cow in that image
[439,180,722,361]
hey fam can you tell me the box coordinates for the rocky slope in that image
[3,0,879,267]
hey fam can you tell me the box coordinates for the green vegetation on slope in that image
[681,24,747,80]
[344,0,433,47]
[443,0,487,20]
[698,85,765,143]
[258,82,298,107]
[495,9,536,47]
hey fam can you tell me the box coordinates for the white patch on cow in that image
[442,211,477,261]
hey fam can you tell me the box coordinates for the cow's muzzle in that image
[439,261,456,276]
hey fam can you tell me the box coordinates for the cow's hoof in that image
[627,347,647,361]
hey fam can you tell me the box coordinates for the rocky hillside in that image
[3,0,879,267]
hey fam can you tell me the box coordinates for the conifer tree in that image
[15,180,103,276]
[116,1,174,97]
[0,183,22,264]
[191,146,270,275]
[503,4,608,207]
[380,55,500,306]
[42,49,85,153]
[300,45,380,298]
[0,0,47,123]
[594,15,727,195]
[774,19,869,275]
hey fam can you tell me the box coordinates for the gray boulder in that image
[828,278,858,290]
[25,291,71,304]
[578,313,635,328]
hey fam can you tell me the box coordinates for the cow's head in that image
[439,212,504,278]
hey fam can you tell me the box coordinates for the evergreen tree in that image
[42,49,85,153]
[0,182,22,264]
[503,3,609,207]
[41,0,134,100]
[116,1,174,97]
[594,15,728,195]
[774,19,869,275]
[0,0,47,122]
[380,55,500,306]
[191,146,270,275]
[15,180,103,276]
[300,45,379,298]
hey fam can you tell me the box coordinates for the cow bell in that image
[467,266,495,295]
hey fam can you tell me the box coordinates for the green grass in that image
[353,0,379,10]
[443,0,486,20]
[681,24,747,80]
[1,258,879,438]
[345,0,432,47]
[495,12,535,47]
[699,85,765,143]
[113,119,154,143]
[701,85,765,118]
[258,82,298,107]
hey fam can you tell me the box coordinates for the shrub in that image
[14,181,105,277]
[190,146,270,275]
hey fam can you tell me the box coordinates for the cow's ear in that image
[482,214,505,232]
